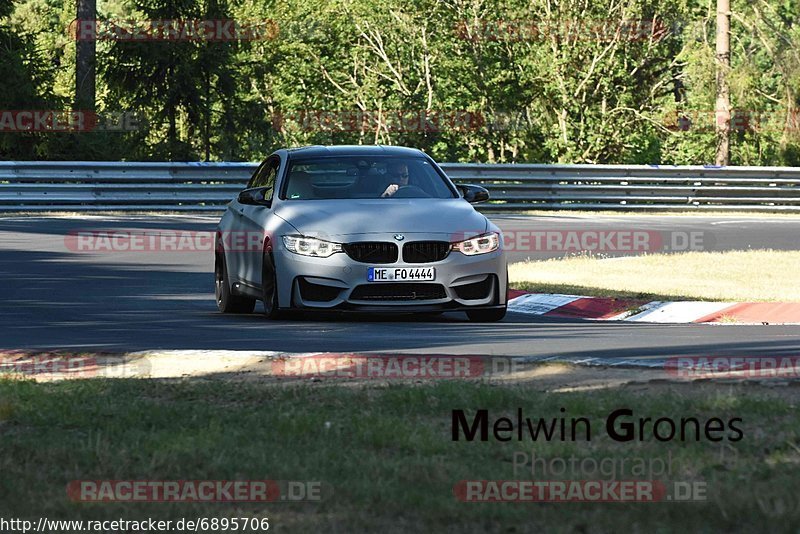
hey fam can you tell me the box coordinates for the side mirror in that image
[457,184,490,204]
[238,187,272,207]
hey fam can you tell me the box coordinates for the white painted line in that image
[508,293,584,315]
[605,300,662,321]
[625,301,736,323]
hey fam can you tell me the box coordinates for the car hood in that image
[274,199,488,240]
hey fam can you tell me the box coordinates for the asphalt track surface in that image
[0,215,798,360]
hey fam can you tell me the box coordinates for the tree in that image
[0,0,59,158]
[102,0,241,160]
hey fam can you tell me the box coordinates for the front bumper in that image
[274,235,507,312]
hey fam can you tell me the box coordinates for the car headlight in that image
[451,232,500,256]
[282,235,343,257]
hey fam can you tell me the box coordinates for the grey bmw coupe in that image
[215,145,507,321]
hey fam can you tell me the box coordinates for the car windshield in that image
[281,156,457,200]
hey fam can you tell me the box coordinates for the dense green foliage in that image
[1,0,798,163]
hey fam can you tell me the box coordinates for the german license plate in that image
[368,267,436,282]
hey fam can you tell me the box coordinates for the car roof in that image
[282,145,427,159]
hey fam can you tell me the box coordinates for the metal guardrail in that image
[1,161,799,212]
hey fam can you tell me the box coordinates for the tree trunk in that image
[75,0,96,112]
[715,0,731,166]
[205,70,211,162]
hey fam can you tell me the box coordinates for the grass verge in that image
[515,210,800,218]
[509,249,800,302]
[1,378,799,532]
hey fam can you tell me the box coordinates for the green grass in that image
[509,249,800,302]
[1,378,799,532]
[517,210,800,218]
[508,282,696,302]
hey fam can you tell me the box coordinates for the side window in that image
[246,161,267,189]
[260,160,278,201]
[247,158,280,200]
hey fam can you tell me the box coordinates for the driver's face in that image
[391,164,409,186]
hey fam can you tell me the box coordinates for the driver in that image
[380,162,410,197]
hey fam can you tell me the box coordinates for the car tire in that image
[262,252,283,319]
[215,251,256,314]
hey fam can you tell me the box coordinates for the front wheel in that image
[262,252,283,319]
[215,251,256,314]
